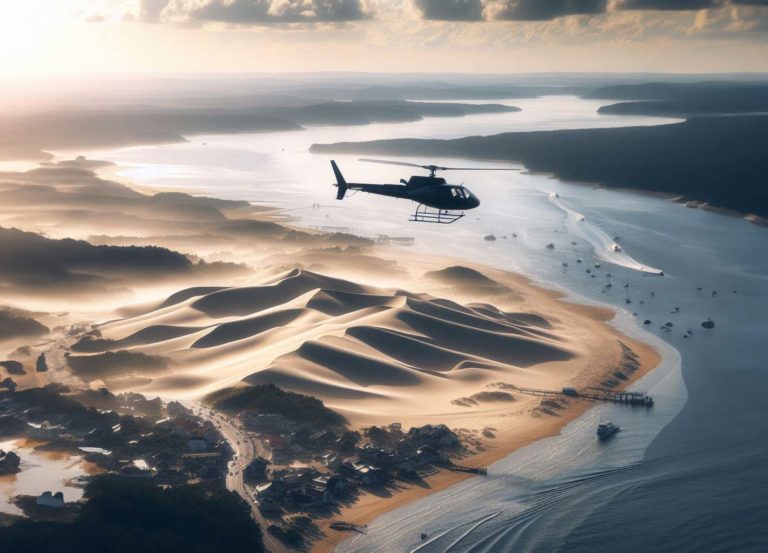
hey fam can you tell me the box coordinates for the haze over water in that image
[84,96,768,552]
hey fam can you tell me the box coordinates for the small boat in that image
[546,243,555,249]
[484,234,496,241]
[597,422,620,440]
[613,244,622,252]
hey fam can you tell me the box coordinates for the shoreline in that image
[308,260,661,553]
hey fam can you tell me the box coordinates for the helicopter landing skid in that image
[410,204,465,224]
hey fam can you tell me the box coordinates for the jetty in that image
[330,521,367,534]
[514,386,654,407]
[438,463,487,476]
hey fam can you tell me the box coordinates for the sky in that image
[1,0,767,77]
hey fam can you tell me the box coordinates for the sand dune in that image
[61,266,639,428]
[190,269,371,317]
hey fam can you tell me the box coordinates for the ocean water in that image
[79,96,768,552]
[0,439,87,515]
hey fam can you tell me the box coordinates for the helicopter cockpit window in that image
[451,187,466,199]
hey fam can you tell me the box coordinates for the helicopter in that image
[330,158,518,223]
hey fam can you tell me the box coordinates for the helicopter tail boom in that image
[331,160,347,200]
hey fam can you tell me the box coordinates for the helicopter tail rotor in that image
[331,160,348,200]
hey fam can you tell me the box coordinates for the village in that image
[0,382,470,547]
[0,385,231,513]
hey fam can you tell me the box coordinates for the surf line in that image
[547,192,663,276]
[409,511,501,553]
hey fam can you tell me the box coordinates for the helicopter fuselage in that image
[345,175,480,210]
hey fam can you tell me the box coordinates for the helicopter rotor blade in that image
[439,167,520,171]
[358,159,427,169]
[359,158,518,172]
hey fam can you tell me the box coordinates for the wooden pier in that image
[330,521,367,534]
[438,463,488,476]
[514,386,654,407]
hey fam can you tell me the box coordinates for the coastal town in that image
[0,381,473,549]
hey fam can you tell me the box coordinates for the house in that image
[305,484,333,504]
[312,475,331,489]
[27,421,65,441]
[255,481,286,501]
[353,464,383,486]
[36,491,65,508]
[321,452,342,470]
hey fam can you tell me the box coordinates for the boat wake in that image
[548,193,663,275]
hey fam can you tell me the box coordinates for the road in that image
[195,404,291,553]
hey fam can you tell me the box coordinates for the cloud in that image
[411,0,763,23]
[140,0,170,23]
[412,0,484,21]
[161,0,371,25]
[620,0,722,10]
[412,0,607,21]
[688,3,768,34]
[486,0,608,21]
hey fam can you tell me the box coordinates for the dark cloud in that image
[491,0,607,21]
[183,0,369,25]
[413,0,485,21]
[620,0,722,10]
[413,0,765,23]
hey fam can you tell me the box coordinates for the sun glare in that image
[0,0,86,77]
